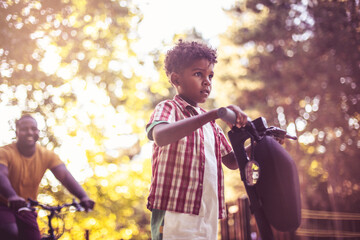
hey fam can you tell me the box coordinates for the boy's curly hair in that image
[164,39,217,76]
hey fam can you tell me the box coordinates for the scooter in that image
[218,108,301,240]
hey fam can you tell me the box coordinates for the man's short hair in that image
[15,114,36,129]
[164,39,217,76]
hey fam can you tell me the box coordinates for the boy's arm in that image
[222,152,238,170]
[223,138,285,171]
[222,145,252,170]
[152,109,219,147]
[152,105,248,147]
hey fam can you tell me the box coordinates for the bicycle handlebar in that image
[18,198,84,213]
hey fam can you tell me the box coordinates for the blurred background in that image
[0,0,359,239]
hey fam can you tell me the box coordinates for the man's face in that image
[16,117,39,148]
[174,58,214,106]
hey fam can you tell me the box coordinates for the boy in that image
[146,40,248,240]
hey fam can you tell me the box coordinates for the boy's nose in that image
[203,78,211,86]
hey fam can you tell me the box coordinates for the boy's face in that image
[172,58,214,106]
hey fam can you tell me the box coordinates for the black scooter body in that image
[228,126,301,238]
[254,136,301,232]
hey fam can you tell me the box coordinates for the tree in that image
[0,0,155,238]
[217,0,360,212]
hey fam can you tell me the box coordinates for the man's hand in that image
[80,197,95,212]
[8,195,26,211]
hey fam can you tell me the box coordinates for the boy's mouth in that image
[200,89,210,96]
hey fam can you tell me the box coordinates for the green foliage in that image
[0,0,154,239]
[218,0,360,212]
[2,0,360,238]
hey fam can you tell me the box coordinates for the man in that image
[0,114,95,240]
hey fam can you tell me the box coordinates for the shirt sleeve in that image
[46,150,64,170]
[0,147,9,167]
[216,124,233,157]
[146,100,176,141]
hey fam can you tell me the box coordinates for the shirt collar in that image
[173,95,207,117]
[174,95,195,111]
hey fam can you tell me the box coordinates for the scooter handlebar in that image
[218,107,297,141]
[218,107,237,125]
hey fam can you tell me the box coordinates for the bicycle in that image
[19,198,85,240]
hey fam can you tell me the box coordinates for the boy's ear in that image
[170,72,180,86]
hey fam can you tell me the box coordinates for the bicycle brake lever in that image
[18,199,36,213]
[18,206,35,212]
[72,199,85,212]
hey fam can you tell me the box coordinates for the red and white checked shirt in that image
[146,95,233,219]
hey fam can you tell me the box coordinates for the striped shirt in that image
[146,95,233,219]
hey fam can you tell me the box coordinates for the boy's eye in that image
[194,72,214,81]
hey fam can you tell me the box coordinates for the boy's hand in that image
[274,136,285,145]
[226,105,248,128]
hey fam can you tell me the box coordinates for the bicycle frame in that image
[24,199,84,240]
[42,207,60,240]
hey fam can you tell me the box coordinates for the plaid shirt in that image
[146,95,232,219]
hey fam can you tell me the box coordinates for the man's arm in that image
[51,164,94,210]
[0,164,26,209]
[0,164,17,199]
